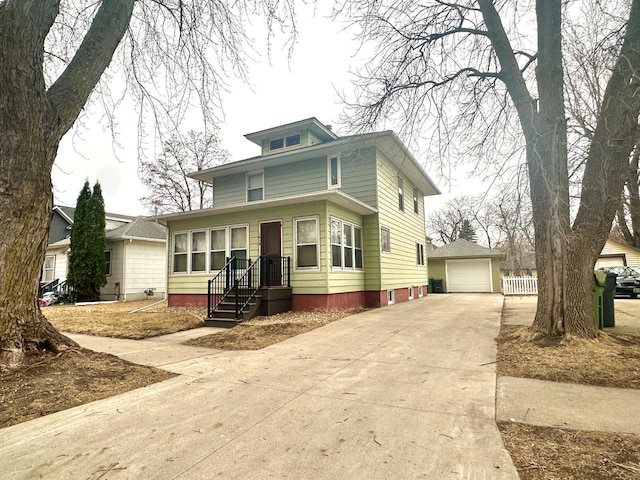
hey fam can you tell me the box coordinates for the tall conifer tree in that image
[67,181,107,301]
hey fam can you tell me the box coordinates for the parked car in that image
[38,291,59,306]
[597,266,640,298]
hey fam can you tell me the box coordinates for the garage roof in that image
[428,239,505,259]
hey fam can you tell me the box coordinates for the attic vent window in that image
[269,133,301,151]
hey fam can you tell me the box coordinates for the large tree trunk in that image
[0,0,134,367]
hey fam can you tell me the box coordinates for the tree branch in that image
[46,0,135,141]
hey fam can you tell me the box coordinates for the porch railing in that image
[207,257,251,317]
[207,256,291,318]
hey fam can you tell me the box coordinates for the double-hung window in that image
[42,255,55,282]
[416,242,425,266]
[210,228,226,270]
[247,172,264,202]
[381,227,391,253]
[173,233,188,273]
[331,218,363,270]
[295,218,319,269]
[230,226,248,260]
[104,251,112,276]
[328,154,341,188]
[191,231,207,272]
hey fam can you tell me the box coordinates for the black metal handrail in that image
[260,256,291,287]
[234,257,262,318]
[207,257,251,317]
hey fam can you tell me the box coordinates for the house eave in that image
[153,191,378,224]
[189,131,440,197]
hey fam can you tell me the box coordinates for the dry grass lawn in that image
[44,300,204,339]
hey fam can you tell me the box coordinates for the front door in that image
[260,221,282,286]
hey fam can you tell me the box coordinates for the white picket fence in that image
[502,276,538,295]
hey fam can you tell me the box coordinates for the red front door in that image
[260,222,282,286]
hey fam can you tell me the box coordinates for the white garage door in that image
[595,256,625,269]
[445,258,492,293]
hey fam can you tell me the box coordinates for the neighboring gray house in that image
[43,207,167,301]
[427,239,505,293]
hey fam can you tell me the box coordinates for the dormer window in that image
[269,133,301,151]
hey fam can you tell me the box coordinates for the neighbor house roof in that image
[53,205,137,224]
[190,128,440,197]
[428,238,505,259]
[106,217,166,242]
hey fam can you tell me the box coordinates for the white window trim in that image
[381,226,391,253]
[172,231,189,274]
[246,171,264,202]
[269,133,301,151]
[408,287,414,300]
[294,216,320,271]
[418,286,424,298]
[191,230,207,273]
[172,225,249,275]
[327,154,341,189]
[413,186,419,214]
[387,290,395,305]
[330,217,363,271]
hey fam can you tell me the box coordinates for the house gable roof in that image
[106,217,166,242]
[428,238,505,259]
[190,127,440,197]
[53,205,137,224]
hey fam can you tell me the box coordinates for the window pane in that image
[344,225,353,246]
[210,251,226,270]
[231,227,247,249]
[192,231,206,252]
[248,173,263,189]
[174,233,187,253]
[381,228,390,252]
[270,138,284,150]
[331,220,341,244]
[248,188,263,202]
[192,252,206,272]
[210,229,225,250]
[45,256,55,269]
[104,251,111,275]
[231,249,247,260]
[355,249,363,269]
[354,227,362,249]
[174,254,187,273]
[286,134,300,146]
[344,246,353,268]
[297,219,317,244]
[332,244,342,267]
[297,245,317,268]
[330,157,339,185]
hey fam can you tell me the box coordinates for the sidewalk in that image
[0,294,517,480]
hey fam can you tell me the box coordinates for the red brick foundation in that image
[168,294,208,307]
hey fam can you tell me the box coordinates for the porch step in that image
[203,318,243,328]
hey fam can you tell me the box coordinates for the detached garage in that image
[597,239,640,268]
[427,239,505,293]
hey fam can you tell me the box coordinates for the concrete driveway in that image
[0,294,517,479]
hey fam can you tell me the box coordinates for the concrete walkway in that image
[0,294,518,480]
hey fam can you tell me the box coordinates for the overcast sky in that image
[51,4,483,216]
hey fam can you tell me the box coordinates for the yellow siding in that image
[167,202,332,295]
[376,151,429,290]
[326,203,366,293]
[601,240,640,267]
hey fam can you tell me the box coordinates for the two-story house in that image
[156,118,440,321]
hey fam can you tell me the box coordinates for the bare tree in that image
[0,1,295,367]
[336,0,640,337]
[140,130,229,214]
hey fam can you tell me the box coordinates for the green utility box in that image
[592,270,606,330]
